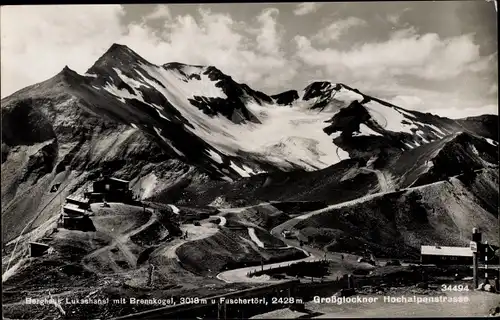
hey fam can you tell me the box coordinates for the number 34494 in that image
[441,284,469,291]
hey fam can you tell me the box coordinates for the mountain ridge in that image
[2,43,498,184]
[1,44,499,314]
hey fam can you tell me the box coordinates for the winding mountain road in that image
[216,253,315,283]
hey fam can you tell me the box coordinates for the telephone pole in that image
[484,241,489,284]
[472,228,481,289]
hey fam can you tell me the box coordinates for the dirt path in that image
[217,203,271,214]
[160,215,226,261]
[82,208,157,273]
[248,228,265,248]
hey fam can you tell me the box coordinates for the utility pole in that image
[484,241,489,284]
[472,228,482,289]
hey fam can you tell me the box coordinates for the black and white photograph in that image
[1,1,499,319]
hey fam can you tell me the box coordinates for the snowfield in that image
[85,54,461,178]
[364,101,419,134]
[104,63,353,173]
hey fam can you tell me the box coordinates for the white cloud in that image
[0,5,294,98]
[426,105,498,119]
[0,4,494,120]
[1,5,126,97]
[143,4,171,21]
[386,8,412,26]
[385,88,498,119]
[313,17,366,44]
[387,14,401,25]
[293,3,322,16]
[391,92,497,118]
[295,29,490,82]
[255,8,282,56]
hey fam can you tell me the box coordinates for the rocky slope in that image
[1,42,498,247]
[293,167,499,258]
[4,44,496,180]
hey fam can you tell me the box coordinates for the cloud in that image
[312,17,366,44]
[1,5,126,97]
[386,7,412,26]
[1,5,294,97]
[294,29,491,82]
[293,3,322,16]
[255,8,282,56]
[391,92,497,118]
[143,4,171,21]
[425,105,498,119]
[386,88,498,118]
[387,14,401,25]
[0,4,494,119]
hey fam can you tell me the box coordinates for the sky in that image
[1,2,498,118]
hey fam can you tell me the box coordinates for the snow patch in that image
[485,138,499,146]
[229,161,251,178]
[207,149,224,164]
[426,124,448,137]
[102,82,139,103]
[334,86,365,104]
[353,124,383,137]
[330,131,342,139]
[364,101,419,134]
[149,65,226,99]
[153,127,185,157]
[168,204,180,215]
[404,142,414,149]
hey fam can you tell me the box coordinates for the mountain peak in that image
[86,43,150,75]
[50,65,84,87]
[59,65,79,76]
[103,43,141,59]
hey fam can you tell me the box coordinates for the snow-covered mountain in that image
[2,43,499,320]
[4,43,496,182]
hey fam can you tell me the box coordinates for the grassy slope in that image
[176,228,306,276]
[294,168,499,259]
[176,159,379,207]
